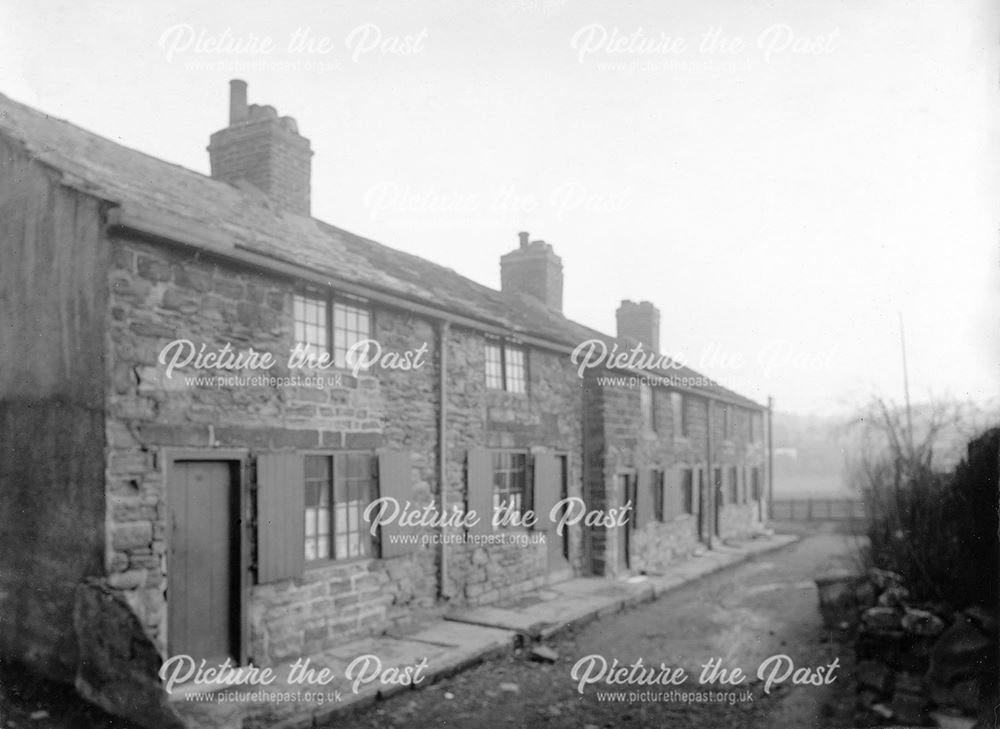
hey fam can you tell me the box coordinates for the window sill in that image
[303,554,377,572]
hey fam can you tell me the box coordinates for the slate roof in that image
[0,91,762,409]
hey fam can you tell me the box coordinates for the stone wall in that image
[816,569,998,727]
[584,378,766,575]
[441,328,584,604]
[103,233,593,661]
[105,234,441,664]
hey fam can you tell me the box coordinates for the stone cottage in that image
[0,81,769,721]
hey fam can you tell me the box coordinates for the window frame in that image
[302,450,380,567]
[640,384,655,434]
[722,405,733,440]
[484,337,528,395]
[491,449,530,525]
[671,392,688,438]
[293,289,373,371]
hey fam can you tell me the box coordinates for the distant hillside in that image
[770,400,1000,499]
[771,411,849,498]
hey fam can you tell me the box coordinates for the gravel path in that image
[330,524,862,729]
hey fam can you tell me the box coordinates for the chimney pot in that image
[229,79,248,125]
[518,231,529,249]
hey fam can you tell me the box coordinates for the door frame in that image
[696,466,708,544]
[163,448,250,665]
[615,469,637,572]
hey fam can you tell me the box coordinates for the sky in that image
[1,0,997,414]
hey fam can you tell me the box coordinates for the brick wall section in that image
[105,236,439,664]
[441,329,584,604]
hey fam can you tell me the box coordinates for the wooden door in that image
[168,461,239,664]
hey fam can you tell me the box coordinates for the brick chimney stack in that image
[208,80,313,217]
[616,300,660,352]
[500,232,564,312]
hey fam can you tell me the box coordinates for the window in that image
[681,468,694,515]
[728,466,738,503]
[671,392,686,437]
[293,292,372,369]
[713,467,723,504]
[722,406,733,440]
[750,412,762,443]
[742,467,749,503]
[492,451,527,520]
[751,468,761,501]
[304,452,377,562]
[505,345,526,394]
[485,341,504,389]
[640,384,655,433]
[304,455,332,561]
[333,297,371,369]
[485,338,527,394]
[294,292,328,359]
[652,469,665,522]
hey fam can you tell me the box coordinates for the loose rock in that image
[530,645,559,664]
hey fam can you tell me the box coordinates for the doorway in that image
[167,458,243,665]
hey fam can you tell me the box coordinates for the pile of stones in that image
[815,568,996,728]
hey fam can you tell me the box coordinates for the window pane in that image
[504,345,526,394]
[304,455,333,562]
[333,299,372,370]
[485,342,504,390]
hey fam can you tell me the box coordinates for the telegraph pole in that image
[899,312,915,460]
[767,396,774,523]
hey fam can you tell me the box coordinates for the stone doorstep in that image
[171,533,799,729]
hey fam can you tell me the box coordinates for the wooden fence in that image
[770,497,865,521]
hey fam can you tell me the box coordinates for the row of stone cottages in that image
[0,80,771,711]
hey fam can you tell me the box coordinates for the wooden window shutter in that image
[257,452,305,583]
[532,451,559,530]
[634,468,652,529]
[660,469,673,521]
[467,448,494,535]
[377,450,414,558]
